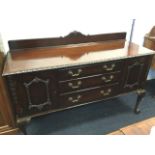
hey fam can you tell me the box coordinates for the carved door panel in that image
[123,56,152,92]
[7,70,58,117]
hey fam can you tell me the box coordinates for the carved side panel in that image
[121,56,153,92]
[6,70,58,117]
[7,76,19,112]
[124,61,144,89]
[24,77,52,110]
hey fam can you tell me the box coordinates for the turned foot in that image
[134,89,146,114]
[17,117,31,135]
[134,107,141,114]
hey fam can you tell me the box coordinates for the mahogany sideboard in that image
[2,31,155,134]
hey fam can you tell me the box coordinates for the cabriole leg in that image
[134,89,146,114]
[17,117,31,135]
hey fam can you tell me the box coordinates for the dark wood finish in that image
[59,72,121,93]
[123,56,152,92]
[7,70,58,117]
[3,39,126,76]
[58,60,123,81]
[0,52,18,134]
[2,32,155,134]
[59,84,119,108]
[134,89,146,114]
[8,31,126,50]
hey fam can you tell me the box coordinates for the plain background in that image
[0,0,155,53]
[0,0,155,155]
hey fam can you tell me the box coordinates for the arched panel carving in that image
[24,77,51,110]
[124,61,144,89]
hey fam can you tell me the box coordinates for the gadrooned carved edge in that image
[3,53,154,76]
[24,77,52,110]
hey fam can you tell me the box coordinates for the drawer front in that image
[59,85,118,107]
[59,72,121,93]
[58,60,123,80]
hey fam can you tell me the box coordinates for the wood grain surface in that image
[108,117,155,135]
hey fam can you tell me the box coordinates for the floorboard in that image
[108,117,155,135]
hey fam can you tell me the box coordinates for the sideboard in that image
[2,31,155,134]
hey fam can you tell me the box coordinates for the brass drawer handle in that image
[68,69,82,77]
[103,64,116,71]
[100,89,112,96]
[68,81,82,89]
[101,75,114,83]
[68,95,82,103]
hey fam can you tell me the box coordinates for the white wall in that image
[0,21,132,52]
[132,20,155,45]
[0,34,5,53]
[0,0,155,53]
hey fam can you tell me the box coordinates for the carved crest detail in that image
[64,31,86,38]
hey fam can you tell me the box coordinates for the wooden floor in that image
[108,117,155,135]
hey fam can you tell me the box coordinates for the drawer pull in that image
[68,95,82,103]
[103,64,116,71]
[68,69,82,77]
[101,75,114,83]
[68,81,82,89]
[100,89,112,96]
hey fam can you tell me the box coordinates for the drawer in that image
[58,60,123,80]
[59,85,118,107]
[59,72,121,93]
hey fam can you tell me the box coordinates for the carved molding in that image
[7,76,18,108]
[124,61,144,89]
[24,77,52,110]
[7,75,25,116]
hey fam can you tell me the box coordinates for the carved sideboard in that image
[2,31,155,134]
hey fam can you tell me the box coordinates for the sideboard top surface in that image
[3,40,155,76]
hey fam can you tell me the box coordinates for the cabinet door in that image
[7,70,58,117]
[123,56,152,92]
